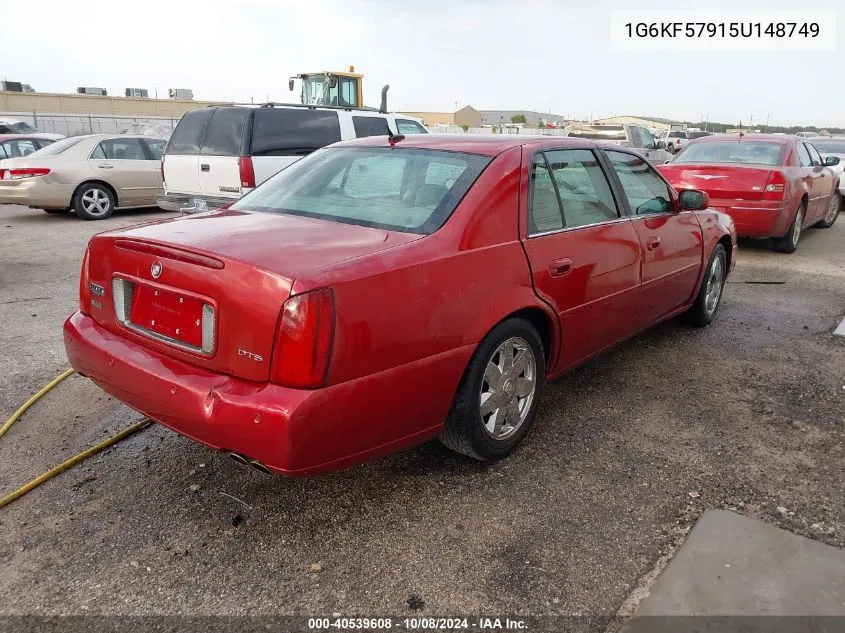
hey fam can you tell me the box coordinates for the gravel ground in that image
[0,204,843,625]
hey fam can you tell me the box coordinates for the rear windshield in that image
[250,109,341,156]
[811,139,845,154]
[30,136,85,156]
[201,108,248,156]
[167,109,213,155]
[675,141,785,166]
[688,131,712,139]
[668,131,686,138]
[230,147,492,234]
[567,125,626,141]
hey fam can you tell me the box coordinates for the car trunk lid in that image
[85,210,421,381]
[658,163,775,201]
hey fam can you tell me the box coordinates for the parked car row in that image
[0,103,428,219]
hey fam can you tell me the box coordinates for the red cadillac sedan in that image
[64,135,736,476]
[658,134,841,253]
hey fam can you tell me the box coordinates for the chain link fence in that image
[2,112,180,138]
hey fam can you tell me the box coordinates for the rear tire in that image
[73,183,115,221]
[684,243,727,327]
[816,193,841,229]
[440,318,545,461]
[773,201,804,253]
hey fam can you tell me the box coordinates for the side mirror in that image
[825,155,840,166]
[678,189,710,211]
[656,140,666,150]
[288,78,294,91]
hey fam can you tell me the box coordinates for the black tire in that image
[815,193,841,229]
[73,183,115,221]
[773,201,805,253]
[440,318,545,461]
[684,243,727,327]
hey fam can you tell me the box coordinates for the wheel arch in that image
[72,180,119,208]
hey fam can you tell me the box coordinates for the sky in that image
[0,0,842,127]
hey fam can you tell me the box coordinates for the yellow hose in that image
[1,368,154,509]
[0,368,75,440]
[0,418,151,509]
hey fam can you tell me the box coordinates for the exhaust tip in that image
[227,452,250,466]
[248,459,272,475]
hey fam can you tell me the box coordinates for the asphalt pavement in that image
[1,204,843,626]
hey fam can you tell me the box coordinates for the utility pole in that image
[764,114,770,132]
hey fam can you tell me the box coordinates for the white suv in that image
[157,104,427,212]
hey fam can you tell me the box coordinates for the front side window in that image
[231,147,491,234]
[796,143,812,167]
[805,143,823,166]
[544,149,619,228]
[639,128,656,150]
[605,150,672,215]
[91,138,147,160]
[396,119,428,135]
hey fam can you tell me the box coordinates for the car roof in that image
[690,133,793,144]
[332,133,602,156]
[0,133,56,141]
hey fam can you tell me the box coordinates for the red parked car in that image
[658,134,841,253]
[64,135,736,476]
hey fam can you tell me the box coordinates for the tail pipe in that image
[227,451,272,474]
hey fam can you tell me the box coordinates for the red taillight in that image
[238,156,255,189]
[3,167,50,180]
[270,289,335,389]
[762,170,786,201]
[79,247,91,314]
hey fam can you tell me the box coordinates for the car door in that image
[520,147,642,370]
[805,142,833,223]
[604,149,703,328]
[794,142,818,218]
[89,138,160,206]
[140,138,167,200]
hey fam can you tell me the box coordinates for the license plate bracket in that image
[191,198,208,212]
[129,285,204,348]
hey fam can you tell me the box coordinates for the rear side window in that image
[396,119,427,135]
[166,109,213,155]
[352,116,390,138]
[250,109,341,156]
[200,108,248,156]
[91,138,147,160]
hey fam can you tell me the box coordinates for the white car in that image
[0,117,64,140]
[810,136,845,196]
[158,104,428,213]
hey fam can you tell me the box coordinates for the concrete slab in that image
[634,510,845,616]
[623,511,845,633]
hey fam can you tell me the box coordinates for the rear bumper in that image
[0,179,73,209]
[64,311,468,476]
[156,193,236,214]
[710,198,790,239]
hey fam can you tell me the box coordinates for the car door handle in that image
[200,164,210,172]
[549,258,573,277]
[646,236,661,251]
[99,164,114,169]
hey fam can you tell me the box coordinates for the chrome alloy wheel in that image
[824,194,841,224]
[81,188,111,216]
[792,206,804,249]
[704,256,724,316]
[479,336,537,440]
